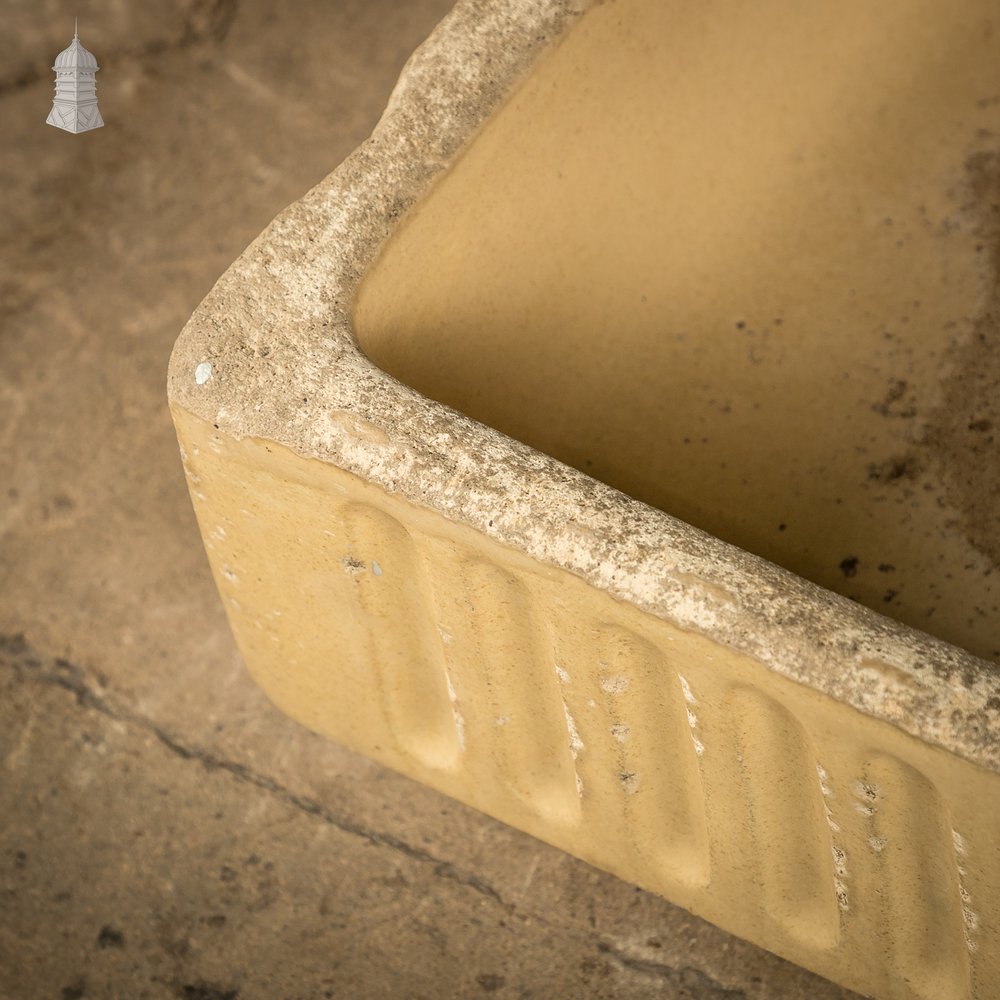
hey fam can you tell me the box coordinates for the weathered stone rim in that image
[167,0,1000,771]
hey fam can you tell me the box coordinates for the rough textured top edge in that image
[167,0,1000,771]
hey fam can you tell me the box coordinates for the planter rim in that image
[167,0,1000,771]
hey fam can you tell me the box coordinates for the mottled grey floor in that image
[0,2,863,997]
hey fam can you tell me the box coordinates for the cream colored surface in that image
[167,1,1000,996]
[355,0,1000,662]
[174,405,1000,1000]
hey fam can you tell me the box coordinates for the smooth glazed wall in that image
[354,0,1000,662]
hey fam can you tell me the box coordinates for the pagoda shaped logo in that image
[46,20,104,134]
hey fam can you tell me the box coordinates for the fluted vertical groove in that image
[730,688,840,950]
[866,755,970,1000]
[341,502,461,769]
[593,625,711,888]
[459,558,581,825]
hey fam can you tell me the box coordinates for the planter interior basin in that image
[355,0,1000,666]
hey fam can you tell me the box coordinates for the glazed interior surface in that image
[354,0,1000,662]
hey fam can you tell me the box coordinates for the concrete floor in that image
[0,3,863,998]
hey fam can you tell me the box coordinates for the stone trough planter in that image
[168,1,1000,997]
